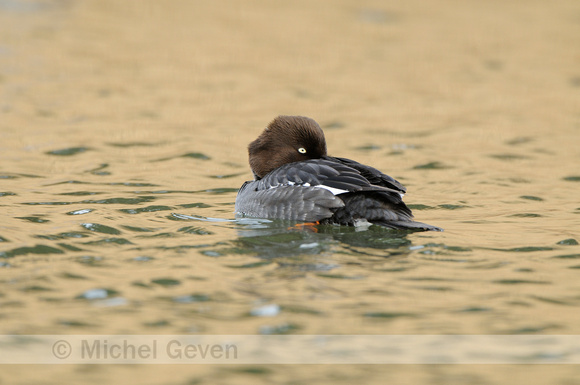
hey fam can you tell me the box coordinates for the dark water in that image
[1,0,580,383]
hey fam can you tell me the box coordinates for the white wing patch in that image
[266,182,349,195]
[267,181,403,199]
[314,184,349,195]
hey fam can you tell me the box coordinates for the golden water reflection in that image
[1,0,580,383]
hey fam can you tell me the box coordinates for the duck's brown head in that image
[248,115,327,179]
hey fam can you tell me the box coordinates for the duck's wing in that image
[324,156,406,194]
[259,158,404,198]
[314,157,418,226]
[256,159,365,191]
[317,158,443,230]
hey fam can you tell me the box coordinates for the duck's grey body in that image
[235,156,442,231]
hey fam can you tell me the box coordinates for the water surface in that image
[1,0,580,383]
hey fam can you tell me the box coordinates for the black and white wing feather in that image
[325,156,406,193]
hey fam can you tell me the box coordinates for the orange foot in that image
[287,221,320,232]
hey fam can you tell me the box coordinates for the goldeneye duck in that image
[235,115,443,231]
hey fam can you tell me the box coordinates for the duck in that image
[235,115,442,231]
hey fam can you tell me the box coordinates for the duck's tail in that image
[372,220,444,232]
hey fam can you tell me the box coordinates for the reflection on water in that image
[1,0,580,383]
[235,219,414,259]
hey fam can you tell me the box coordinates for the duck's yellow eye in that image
[298,147,307,154]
